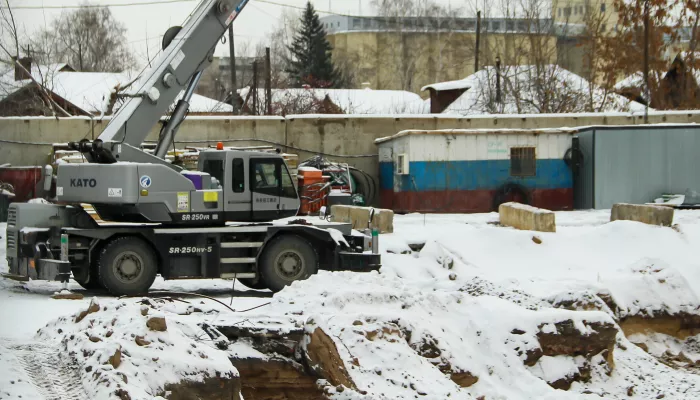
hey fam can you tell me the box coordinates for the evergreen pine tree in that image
[286,2,339,88]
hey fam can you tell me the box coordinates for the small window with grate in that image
[510,147,536,177]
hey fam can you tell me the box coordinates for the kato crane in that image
[4,0,380,295]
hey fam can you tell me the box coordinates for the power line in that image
[8,0,366,18]
[8,0,196,9]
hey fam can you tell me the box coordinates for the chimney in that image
[14,56,32,81]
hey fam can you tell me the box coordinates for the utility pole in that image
[265,47,272,116]
[496,55,501,103]
[228,25,239,114]
[252,60,258,115]
[643,0,649,124]
[475,11,481,73]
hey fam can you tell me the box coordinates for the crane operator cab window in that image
[202,159,224,188]
[231,158,245,193]
[251,159,297,198]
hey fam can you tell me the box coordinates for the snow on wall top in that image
[238,87,428,114]
[375,127,578,144]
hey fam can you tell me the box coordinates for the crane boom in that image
[75,0,250,166]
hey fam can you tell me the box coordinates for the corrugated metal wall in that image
[576,125,700,209]
[574,129,595,210]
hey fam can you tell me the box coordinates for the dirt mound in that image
[35,297,240,400]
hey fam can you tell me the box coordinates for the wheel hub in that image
[275,251,304,280]
[113,251,143,283]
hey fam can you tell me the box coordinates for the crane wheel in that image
[98,236,157,296]
[237,278,268,290]
[72,264,105,291]
[260,235,319,293]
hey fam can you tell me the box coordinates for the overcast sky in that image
[11,0,384,68]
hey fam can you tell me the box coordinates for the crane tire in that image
[237,278,268,291]
[98,236,157,296]
[260,235,318,293]
[72,264,105,291]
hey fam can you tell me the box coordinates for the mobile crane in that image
[4,0,380,295]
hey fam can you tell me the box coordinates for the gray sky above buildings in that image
[10,0,384,68]
[12,0,540,69]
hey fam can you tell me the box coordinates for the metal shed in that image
[375,128,576,213]
[574,124,700,209]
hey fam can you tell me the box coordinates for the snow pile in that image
[224,263,699,399]
[5,211,700,398]
[602,258,700,318]
[282,274,614,399]
[34,297,237,399]
[426,65,647,115]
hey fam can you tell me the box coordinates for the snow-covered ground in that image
[2,210,700,399]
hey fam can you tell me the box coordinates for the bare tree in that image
[0,2,71,117]
[33,4,135,72]
[578,0,615,111]
[599,0,699,109]
[0,0,19,63]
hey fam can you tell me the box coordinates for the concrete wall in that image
[2,111,699,206]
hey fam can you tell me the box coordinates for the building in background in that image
[322,1,699,93]
[323,14,559,94]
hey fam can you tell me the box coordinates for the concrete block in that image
[610,203,674,227]
[499,202,556,233]
[330,205,394,233]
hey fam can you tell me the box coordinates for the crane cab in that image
[198,149,300,222]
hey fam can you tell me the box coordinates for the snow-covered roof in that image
[614,54,700,99]
[112,90,233,114]
[437,65,647,116]
[0,62,232,115]
[0,63,71,100]
[238,87,427,114]
[422,77,475,92]
[613,72,647,92]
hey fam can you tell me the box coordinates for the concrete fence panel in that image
[499,202,556,232]
[610,203,674,227]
